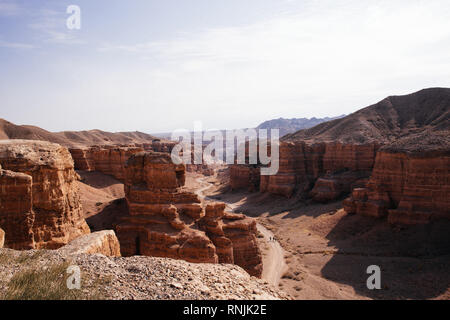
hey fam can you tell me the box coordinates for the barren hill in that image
[284,88,450,144]
[0,119,160,148]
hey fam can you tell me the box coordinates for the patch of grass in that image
[2,262,105,300]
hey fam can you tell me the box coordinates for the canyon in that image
[0,87,448,300]
[115,151,262,277]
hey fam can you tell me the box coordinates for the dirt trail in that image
[194,175,286,286]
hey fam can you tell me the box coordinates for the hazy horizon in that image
[1,0,450,133]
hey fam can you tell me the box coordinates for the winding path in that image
[194,175,286,286]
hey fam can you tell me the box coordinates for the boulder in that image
[58,230,121,257]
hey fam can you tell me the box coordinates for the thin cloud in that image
[28,8,85,45]
[93,0,450,128]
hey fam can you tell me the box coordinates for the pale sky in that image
[1,0,450,133]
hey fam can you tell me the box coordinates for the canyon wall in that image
[257,141,378,200]
[343,149,450,224]
[70,141,215,179]
[230,165,260,191]
[0,140,90,250]
[116,151,262,277]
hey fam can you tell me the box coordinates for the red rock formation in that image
[186,164,215,176]
[259,141,377,200]
[69,146,144,180]
[70,141,215,180]
[257,88,450,203]
[0,166,34,249]
[230,165,260,191]
[116,151,262,277]
[0,140,90,249]
[344,149,450,224]
[0,227,4,248]
[222,211,262,277]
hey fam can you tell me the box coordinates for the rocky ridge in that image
[0,248,289,300]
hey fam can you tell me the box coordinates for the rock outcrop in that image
[344,132,450,224]
[58,230,121,257]
[116,151,262,277]
[70,141,216,179]
[258,142,377,199]
[230,165,260,191]
[0,228,4,248]
[0,140,90,249]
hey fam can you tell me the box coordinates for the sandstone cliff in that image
[69,146,144,181]
[230,165,260,191]
[116,151,262,277]
[258,141,377,199]
[0,248,288,300]
[234,88,449,210]
[0,140,90,249]
[344,131,450,224]
[0,118,160,148]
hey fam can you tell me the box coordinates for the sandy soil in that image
[201,172,450,300]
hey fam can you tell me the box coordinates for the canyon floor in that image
[199,169,450,300]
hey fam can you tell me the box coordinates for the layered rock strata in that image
[230,165,260,191]
[0,140,90,249]
[344,143,450,224]
[258,142,378,199]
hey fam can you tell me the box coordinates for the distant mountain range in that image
[152,115,346,140]
[256,115,346,137]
